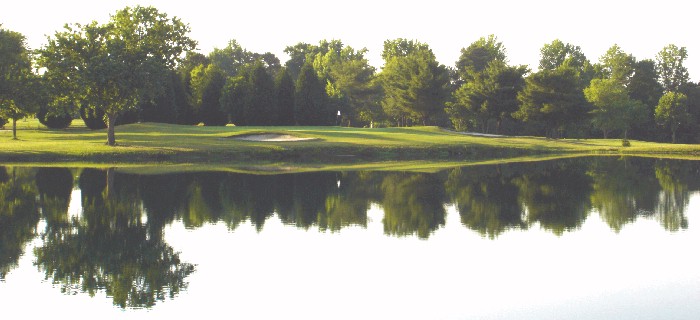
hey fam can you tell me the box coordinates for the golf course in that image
[3,119,700,173]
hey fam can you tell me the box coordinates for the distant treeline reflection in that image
[0,157,699,307]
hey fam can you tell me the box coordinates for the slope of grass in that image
[2,119,700,166]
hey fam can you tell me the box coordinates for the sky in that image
[2,0,698,81]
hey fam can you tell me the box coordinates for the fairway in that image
[2,119,700,167]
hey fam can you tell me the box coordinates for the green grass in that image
[2,118,700,170]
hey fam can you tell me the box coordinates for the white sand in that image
[232,134,317,142]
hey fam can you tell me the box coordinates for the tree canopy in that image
[38,6,196,145]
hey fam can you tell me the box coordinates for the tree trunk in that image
[623,129,628,140]
[603,129,608,139]
[106,114,117,146]
[12,118,17,140]
[672,129,677,144]
[105,167,115,198]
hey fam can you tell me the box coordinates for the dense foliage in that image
[2,7,699,144]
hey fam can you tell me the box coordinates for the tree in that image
[208,39,256,77]
[295,64,329,125]
[0,27,38,139]
[584,78,645,139]
[655,92,689,143]
[38,6,196,146]
[455,35,507,83]
[196,65,228,126]
[379,39,450,126]
[447,60,527,133]
[656,44,689,93]
[36,103,73,129]
[220,74,250,125]
[515,66,589,137]
[284,42,317,81]
[246,63,279,126]
[599,44,636,86]
[310,41,378,127]
[539,39,589,71]
[628,59,664,140]
[275,68,296,125]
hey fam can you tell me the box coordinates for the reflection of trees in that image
[446,166,525,239]
[34,169,194,309]
[380,173,446,239]
[36,168,74,234]
[0,167,40,280]
[318,172,378,231]
[653,160,699,231]
[588,158,660,232]
[512,161,593,236]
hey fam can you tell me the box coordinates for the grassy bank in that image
[2,119,700,167]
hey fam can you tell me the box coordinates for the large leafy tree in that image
[655,92,689,143]
[584,78,645,139]
[515,66,589,138]
[654,45,691,143]
[38,6,196,146]
[628,59,664,140]
[379,39,450,126]
[599,44,636,86]
[656,44,689,93]
[0,27,39,139]
[455,34,507,83]
[448,48,527,133]
[310,41,378,127]
[585,45,645,139]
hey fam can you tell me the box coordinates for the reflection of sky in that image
[66,188,81,220]
[2,195,699,320]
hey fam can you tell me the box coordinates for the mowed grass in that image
[2,118,700,166]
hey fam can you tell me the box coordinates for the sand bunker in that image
[232,133,318,142]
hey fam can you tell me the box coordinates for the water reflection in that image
[0,157,699,308]
[0,167,40,280]
[33,168,195,308]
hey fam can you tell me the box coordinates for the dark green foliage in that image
[455,35,507,83]
[0,117,7,128]
[295,64,329,125]
[380,40,450,126]
[36,106,72,129]
[515,66,590,138]
[629,59,664,140]
[246,63,278,125]
[276,68,296,125]
[80,105,107,130]
[198,67,228,126]
[138,71,191,124]
[221,75,249,125]
[448,60,527,133]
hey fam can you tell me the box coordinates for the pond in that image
[0,157,699,319]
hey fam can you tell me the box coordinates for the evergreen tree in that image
[295,64,328,125]
[220,75,250,125]
[198,66,228,126]
[275,68,296,125]
[246,63,278,125]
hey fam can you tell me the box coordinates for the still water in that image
[0,157,699,319]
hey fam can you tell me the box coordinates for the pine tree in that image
[247,63,278,125]
[295,64,328,125]
[275,68,296,125]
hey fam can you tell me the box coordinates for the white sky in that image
[2,0,698,82]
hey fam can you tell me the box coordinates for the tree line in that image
[1,5,698,145]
